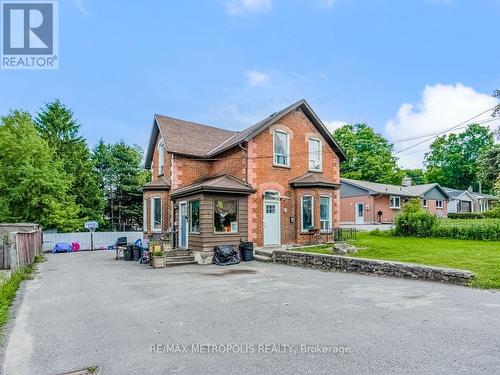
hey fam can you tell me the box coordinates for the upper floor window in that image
[308,138,322,171]
[389,196,401,209]
[436,200,444,209]
[158,141,165,176]
[274,130,290,167]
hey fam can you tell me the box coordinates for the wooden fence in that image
[1,230,42,271]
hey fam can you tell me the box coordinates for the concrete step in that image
[166,260,198,267]
[165,250,192,257]
[254,254,272,263]
[255,249,273,257]
[166,255,195,262]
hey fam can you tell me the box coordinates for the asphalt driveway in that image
[2,251,499,375]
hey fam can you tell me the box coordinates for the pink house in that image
[339,177,449,224]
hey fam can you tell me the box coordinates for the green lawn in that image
[292,232,500,289]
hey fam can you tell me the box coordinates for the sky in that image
[1,0,499,169]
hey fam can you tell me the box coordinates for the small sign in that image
[84,221,98,230]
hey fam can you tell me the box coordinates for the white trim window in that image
[158,141,165,176]
[319,195,331,232]
[308,138,322,171]
[301,195,314,232]
[151,197,162,231]
[422,199,428,208]
[143,198,147,231]
[273,130,290,167]
[436,200,444,209]
[389,196,401,209]
[189,200,200,233]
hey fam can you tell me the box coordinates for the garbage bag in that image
[52,242,72,253]
[212,245,240,266]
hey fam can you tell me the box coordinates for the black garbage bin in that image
[124,244,134,261]
[240,241,254,262]
[133,246,141,261]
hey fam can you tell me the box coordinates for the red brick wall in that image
[248,109,341,246]
[426,199,448,217]
[339,196,374,224]
[143,190,171,235]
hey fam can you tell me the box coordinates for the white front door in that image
[355,202,364,224]
[264,201,280,245]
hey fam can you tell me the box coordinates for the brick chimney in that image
[402,176,413,187]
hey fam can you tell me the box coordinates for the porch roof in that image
[142,177,171,191]
[170,174,256,199]
[289,173,341,189]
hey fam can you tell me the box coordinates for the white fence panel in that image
[43,231,143,251]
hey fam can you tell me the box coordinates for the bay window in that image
[308,138,322,171]
[320,196,331,232]
[189,200,200,233]
[301,195,313,232]
[151,197,162,231]
[214,200,238,233]
[274,130,290,167]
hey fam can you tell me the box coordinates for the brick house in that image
[142,99,347,262]
[339,177,449,224]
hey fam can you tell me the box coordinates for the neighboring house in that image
[340,177,449,224]
[444,187,499,213]
[142,99,347,261]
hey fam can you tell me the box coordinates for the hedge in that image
[432,220,500,241]
[447,212,485,219]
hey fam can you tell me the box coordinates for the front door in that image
[179,202,188,249]
[355,202,364,224]
[264,201,280,245]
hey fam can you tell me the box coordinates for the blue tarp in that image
[52,242,72,253]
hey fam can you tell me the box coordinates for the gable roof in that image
[145,99,347,168]
[472,192,499,200]
[170,174,256,199]
[443,187,477,201]
[341,178,450,199]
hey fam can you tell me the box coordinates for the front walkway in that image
[2,251,499,374]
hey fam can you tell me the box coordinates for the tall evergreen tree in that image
[0,111,81,231]
[35,100,104,222]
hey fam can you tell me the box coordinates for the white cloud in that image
[385,83,500,169]
[245,70,270,86]
[226,0,272,15]
[323,120,347,132]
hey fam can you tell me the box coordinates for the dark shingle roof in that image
[289,173,340,189]
[142,177,171,191]
[341,178,450,199]
[145,99,348,168]
[170,174,256,198]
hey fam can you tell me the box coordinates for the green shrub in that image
[484,205,500,219]
[432,219,500,241]
[448,212,485,219]
[393,199,438,237]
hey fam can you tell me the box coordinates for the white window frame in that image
[308,138,322,172]
[143,198,147,231]
[301,195,314,232]
[151,197,162,232]
[389,195,401,209]
[189,200,200,234]
[422,198,428,208]
[436,200,444,209]
[158,141,165,176]
[319,195,332,233]
[273,130,290,167]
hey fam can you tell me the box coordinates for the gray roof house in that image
[443,187,499,213]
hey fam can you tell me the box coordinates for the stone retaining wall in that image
[273,250,474,286]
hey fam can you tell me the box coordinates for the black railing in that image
[333,228,357,241]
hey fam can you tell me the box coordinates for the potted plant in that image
[150,240,162,253]
[151,248,166,268]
